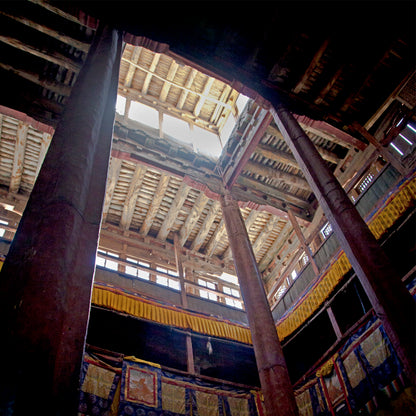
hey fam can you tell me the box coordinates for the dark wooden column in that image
[220,193,299,416]
[271,103,416,384]
[0,25,123,414]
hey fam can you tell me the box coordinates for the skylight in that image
[115,94,126,115]
[128,101,159,130]
[163,114,191,144]
[193,125,223,158]
[218,272,239,286]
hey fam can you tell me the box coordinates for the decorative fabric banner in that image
[78,353,121,416]
[294,317,405,415]
[118,358,263,416]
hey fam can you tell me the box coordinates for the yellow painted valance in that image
[276,176,416,341]
[91,284,253,344]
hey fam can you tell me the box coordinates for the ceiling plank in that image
[102,158,122,221]
[178,191,209,246]
[157,181,190,241]
[9,121,29,193]
[159,61,179,102]
[0,10,90,52]
[190,201,220,252]
[244,161,311,191]
[141,53,160,95]
[120,164,147,230]
[139,172,170,236]
[124,46,142,88]
[0,35,81,73]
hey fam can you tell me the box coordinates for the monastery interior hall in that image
[0,1,414,416]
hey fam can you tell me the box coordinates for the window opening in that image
[96,249,119,271]
[320,222,333,239]
[198,278,217,301]
[0,219,8,237]
[115,95,126,115]
[156,266,180,291]
[125,257,150,280]
[128,101,159,130]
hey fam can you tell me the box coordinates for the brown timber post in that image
[271,103,416,384]
[0,25,123,414]
[220,193,299,416]
[174,233,195,374]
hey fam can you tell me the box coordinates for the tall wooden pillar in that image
[221,193,299,416]
[0,25,123,414]
[271,103,416,384]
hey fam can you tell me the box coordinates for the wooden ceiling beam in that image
[210,84,232,124]
[9,121,29,193]
[267,124,340,164]
[0,62,72,96]
[178,192,209,246]
[244,161,311,191]
[254,143,299,169]
[223,107,273,188]
[251,215,282,257]
[194,77,215,117]
[124,46,142,88]
[102,158,122,222]
[139,172,170,236]
[157,181,190,241]
[293,39,330,94]
[159,61,179,102]
[0,10,90,52]
[141,53,161,95]
[0,35,81,73]
[120,164,147,230]
[35,132,51,178]
[177,68,197,110]
[236,176,310,209]
[258,221,293,273]
[204,218,226,257]
[190,201,220,252]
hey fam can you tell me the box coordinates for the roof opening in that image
[128,101,159,130]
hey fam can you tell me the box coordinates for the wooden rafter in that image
[141,53,161,95]
[237,176,310,209]
[120,164,147,230]
[102,158,122,221]
[210,84,232,124]
[159,61,179,102]
[139,172,170,236]
[251,215,283,256]
[9,121,29,193]
[124,46,142,88]
[0,35,81,73]
[258,221,293,272]
[190,201,220,252]
[254,143,299,169]
[157,181,190,240]
[0,10,90,52]
[244,161,311,191]
[178,192,209,246]
[204,218,226,257]
[194,77,215,117]
[177,68,197,110]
